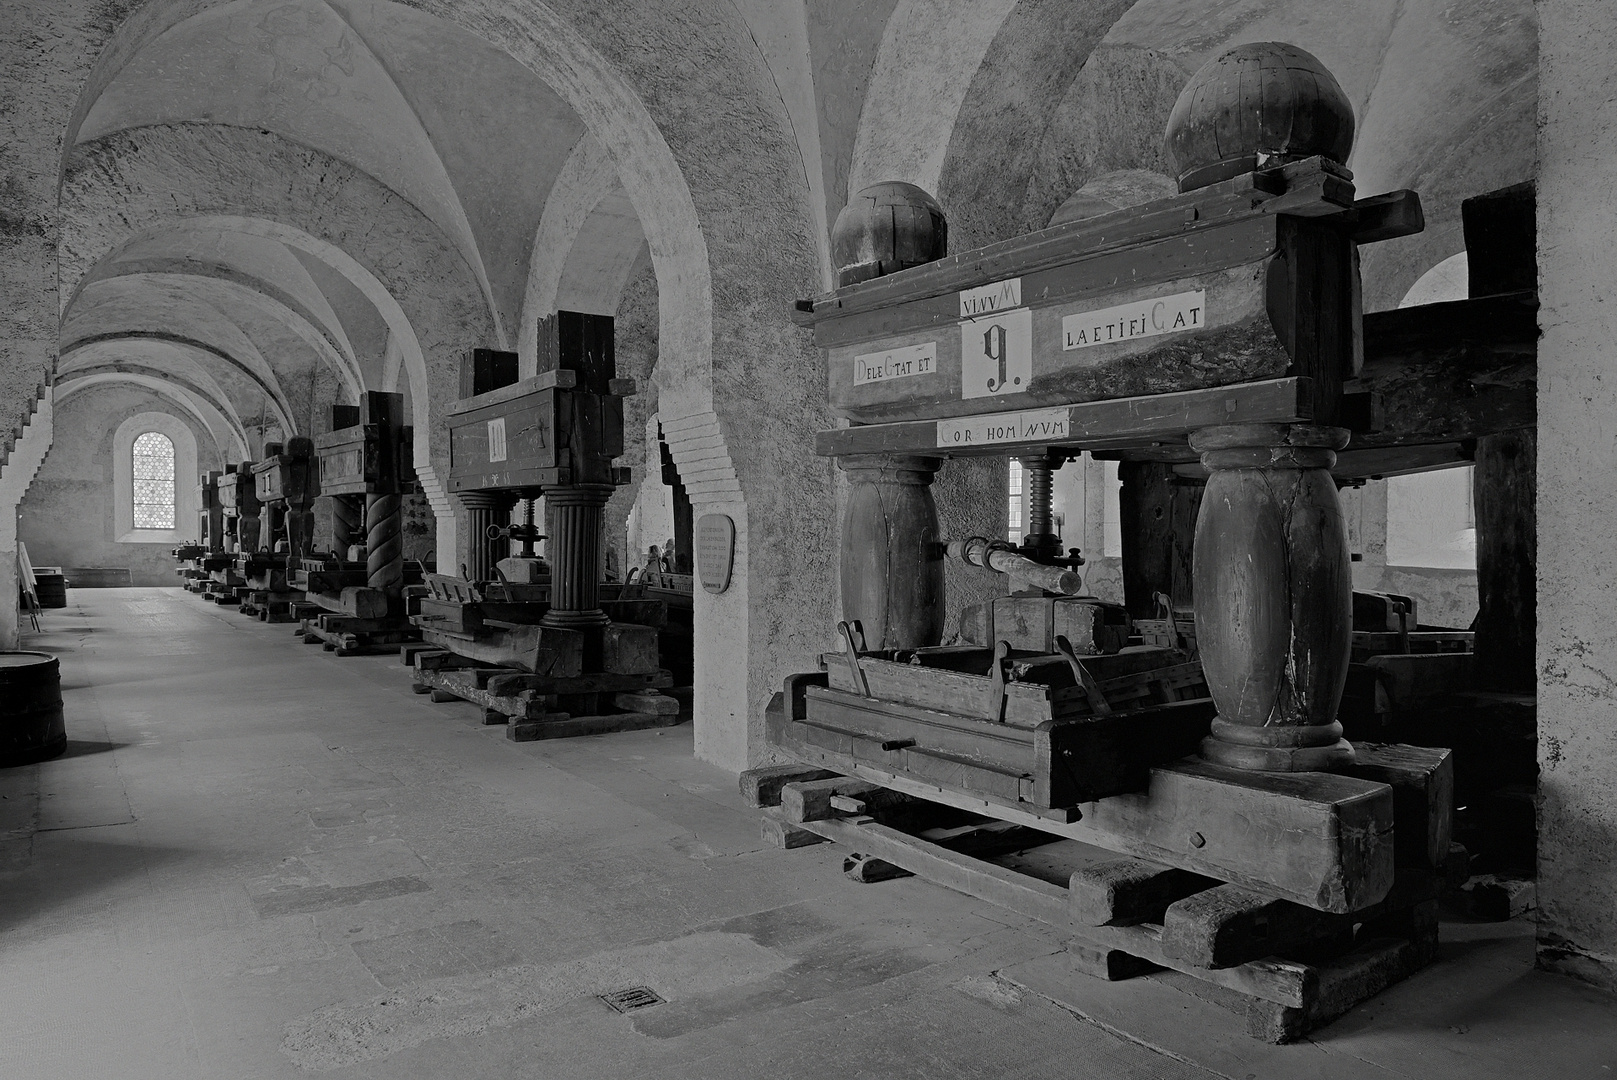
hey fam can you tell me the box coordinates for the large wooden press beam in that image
[814,377,1313,458]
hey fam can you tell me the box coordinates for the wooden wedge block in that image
[613,691,680,715]
[759,809,833,849]
[1067,939,1161,981]
[780,777,913,824]
[602,622,659,674]
[1069,857,1218,926]
[1339,742,1452,870]
[739,765,841,808]
[1464,875,1536,920]
[1160,884,1337,969]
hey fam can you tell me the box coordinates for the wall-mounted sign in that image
[958,277,1022,318]
[853,341,937,385]
[697,513,736,594]
[936,406,1069,448]
[960,306,1032,399]
[1062,289,1206,351]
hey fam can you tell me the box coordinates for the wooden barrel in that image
[33,572,67,609]
[0,653,66,766]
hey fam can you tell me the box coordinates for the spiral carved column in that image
[839,455,944,650]
[458,492,512,583]
[1192,424,1354,771]
[542,484,613,630]
[365,493,403,593]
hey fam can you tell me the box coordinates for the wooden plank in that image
[445,369,576,415]
[738,765,841,808]
[1069,858,1217,927]
[507,712,683,741]
[814,378,1312,459]
[768,690,1393,913]
[792,814,1072,925]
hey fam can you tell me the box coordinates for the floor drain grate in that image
[600,986,665,1013]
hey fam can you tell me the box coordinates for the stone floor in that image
[1,588,1613,1079]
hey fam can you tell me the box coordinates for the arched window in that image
[131,431,176,530]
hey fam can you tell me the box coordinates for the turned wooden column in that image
[458,491,512,583]
[1192,424,1354,771]
[542,484,613,630]
[839,454,945,650]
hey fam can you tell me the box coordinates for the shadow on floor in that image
[0,836,190,933]
[57,739,128,760]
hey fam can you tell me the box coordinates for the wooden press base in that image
[239,589,303,623]
[298,612,419,656]
[746,768,1445,1044]
[406,648,682,740]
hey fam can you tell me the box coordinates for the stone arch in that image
[59,128,496,558]
[58,330,294,437]
[55,365,248,459]
[403,0,830,769]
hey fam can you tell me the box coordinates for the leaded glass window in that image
[132,431,176,529]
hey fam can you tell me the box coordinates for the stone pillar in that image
[839,455,945,651]
[1537,0,1617,991]
[542,485,613,629]
[365,493,403,592]
[457,492,511,583]
[1192,424,1354,771]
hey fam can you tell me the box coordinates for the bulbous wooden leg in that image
[1192,424,1354,771]
[839,455,945,650]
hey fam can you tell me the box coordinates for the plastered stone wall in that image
[1535,0,1617,992]
[19,384,222,585]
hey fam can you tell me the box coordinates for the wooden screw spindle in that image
[1191,424,1354,771]
[1018,455,1064,561]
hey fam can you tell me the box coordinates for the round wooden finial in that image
[831,182,947,287]
[1163,42,1355,193]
